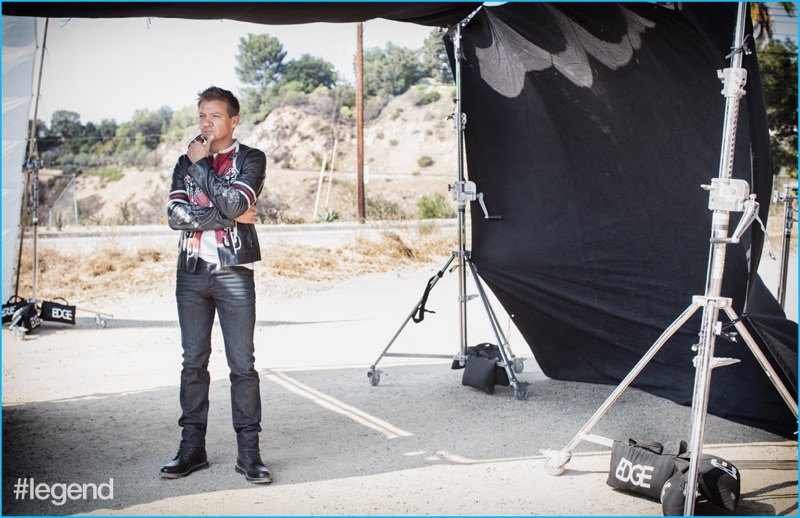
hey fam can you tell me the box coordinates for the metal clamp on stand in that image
[449,180,502,219]
[703,178,759,244]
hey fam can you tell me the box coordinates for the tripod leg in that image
[683,296,728,516]
[724,306,799,417]
[464,259,529,399]
[683,303,799,515]
[488,300,526,373]
[541,301,702,476]
[367,253,457,386]
[483,289,525,373]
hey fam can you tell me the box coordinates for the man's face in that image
[198,99,239,148]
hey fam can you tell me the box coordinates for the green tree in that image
[235,33,287,93]
[363,43,425,97]
[282,54,338,93]
[235,33,289,120]
[239,86,267,122]
[97,119,118,142]
[86,119,119,155]
[164,106,199,144]
[127,106,173,150]
[31,117,56,155]
[420,29,453,83]
[80,121,101,153]
[49,110,84,154]
[759,38,798,177]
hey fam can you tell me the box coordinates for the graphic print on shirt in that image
[183,147,242,259]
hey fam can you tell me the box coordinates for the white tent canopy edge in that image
[2,16,38,302]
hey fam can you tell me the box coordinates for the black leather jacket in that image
[167,142,266,272]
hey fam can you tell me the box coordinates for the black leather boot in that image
[235,452,272,484]
[160,447,209,479]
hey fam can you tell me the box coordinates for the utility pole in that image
[356,22,365,223]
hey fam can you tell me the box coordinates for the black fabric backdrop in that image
[455,3,797,438]
[4,2,796,437]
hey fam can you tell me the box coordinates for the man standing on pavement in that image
[162,86,271,484]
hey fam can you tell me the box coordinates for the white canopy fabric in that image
[2,16,37,302]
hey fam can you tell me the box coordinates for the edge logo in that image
[614,457,655,488]
[51,308,73,320]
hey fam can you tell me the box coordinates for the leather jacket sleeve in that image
[186,146,266,220]
[166,154,235,231]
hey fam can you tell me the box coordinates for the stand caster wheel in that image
[95,315,107,329]
[367,369,381,386]
[514,383,529,400]
[544,457,566,476]
[513,357,525,373]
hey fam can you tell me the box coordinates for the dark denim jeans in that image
[175,260,261,454]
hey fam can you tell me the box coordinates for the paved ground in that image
[2,259,796,516]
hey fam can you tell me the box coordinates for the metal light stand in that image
[9,18,45,339]
[540,4,797,515]
[366,12,531,401]
[8,17,111,337]
[772,181,797,308]
[28,161,40,301]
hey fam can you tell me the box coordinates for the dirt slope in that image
[63,86,459,226]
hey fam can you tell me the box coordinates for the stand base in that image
[367,250,530,400]
[540,297,797,510]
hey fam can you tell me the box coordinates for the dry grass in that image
[15,226,457,304]
[266,230,452,281]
